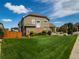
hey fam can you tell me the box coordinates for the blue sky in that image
[0,0,79,28]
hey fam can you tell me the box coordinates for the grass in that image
[1,35,77,59]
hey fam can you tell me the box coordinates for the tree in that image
[59,23,74,35]
[67,23,74,35]
[59,24,68,33]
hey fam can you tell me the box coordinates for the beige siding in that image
[26,28,43,33]
[0,24,4,30]
[23,16,49,28]
[0,25,3,28]
[23,16,32,26]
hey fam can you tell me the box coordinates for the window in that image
[32,19,35,24]
[36,21,41,28]
[44,21,47,22]
[37,21,40,23]
[44,21,47,26]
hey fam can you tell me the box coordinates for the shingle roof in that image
[23,13,49,20]
[49,23,55,27]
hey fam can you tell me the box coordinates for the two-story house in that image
[18,14,50,36]
[74,23,79,31]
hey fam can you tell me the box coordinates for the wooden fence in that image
[4,31,22,38]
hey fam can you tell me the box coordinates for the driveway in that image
[69,35,79,59]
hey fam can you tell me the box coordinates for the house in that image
[4,28,9,31]
[18,14,50,36]
[49,23,56,32]
[11,27,19,32]
[74,23,79,31]
[0,23,4,31]
[59,23,68,33]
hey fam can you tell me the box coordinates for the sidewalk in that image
[0,39,2,59]
[69,35,79,59]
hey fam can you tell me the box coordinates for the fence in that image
[4,31,22,38]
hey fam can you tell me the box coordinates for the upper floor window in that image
[32,19,35,24]
[37,21,40,23]
[44,21,47,22]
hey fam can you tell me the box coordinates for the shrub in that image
[47,31,52,36]
[30,31,34,36]
[41,30,47,35]
[33,33,42,36]
[67,23,74,35]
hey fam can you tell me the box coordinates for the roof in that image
[23,14,49,20]
[49,23,55,27]
[18,13,50,26]
[74,23,79,26]
[11,27,19,29]
[28,14,49,19]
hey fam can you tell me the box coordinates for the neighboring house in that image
[11,27,19,32]
[59,23,68,33]
[49,23,56,32]
[74,23,79,31]
[18,14,50,36]
[0,23,4,31]
[4,28,9,31]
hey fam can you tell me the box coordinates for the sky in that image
[0,0,79,28]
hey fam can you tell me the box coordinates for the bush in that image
[67,23,73,35]
[67,29,73,35]
[30,31,34,36]
[36,33,42,35]
[47,31,52,35]
[29,30,48,36]
[41,30,47,35]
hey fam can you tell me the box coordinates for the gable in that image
[0,23,4,29]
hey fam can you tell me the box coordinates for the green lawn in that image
[2,35,77,59]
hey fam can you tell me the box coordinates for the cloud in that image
[53,21,65,24]
[49,0,79,18]
[36,0,49,3]
[4,2,32,14]
[2,19,12,22]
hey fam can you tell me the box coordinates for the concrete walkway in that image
[69,35,79,59]
[0,39,2,59]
